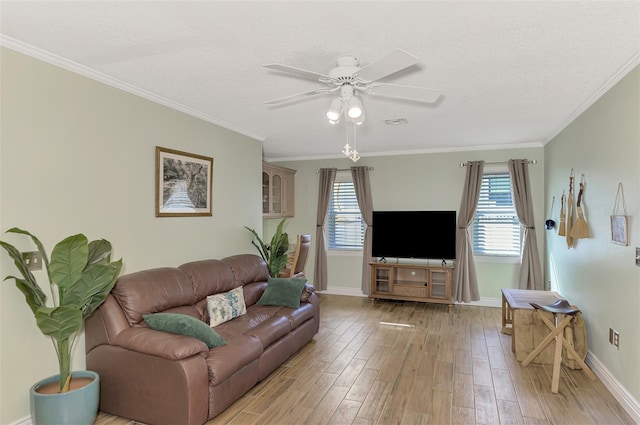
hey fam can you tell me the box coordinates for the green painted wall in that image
[544,66,640,402]
[0,48,263,423]
[269,145,544,302]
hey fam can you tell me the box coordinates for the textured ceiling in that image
[1,1,639,161]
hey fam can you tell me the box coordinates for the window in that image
[328,179,364,250]
[472,171,521,256]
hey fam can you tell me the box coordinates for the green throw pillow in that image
[143,313,227,348]
[257,278,308,309]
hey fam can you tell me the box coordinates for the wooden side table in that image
[501,289,563,352]
[501,288,588,367]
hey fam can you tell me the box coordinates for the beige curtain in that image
[314,168,336,291]
[508,159,543,290]
[351,166,373,296]
[453,160,484,302]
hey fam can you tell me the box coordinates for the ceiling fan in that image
[263,49,442,124]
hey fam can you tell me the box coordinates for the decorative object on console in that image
[245,218,289,277]
[263,49,442,162]
[156,146,213,217]
[0,228,122,425]
[611,182,629,246]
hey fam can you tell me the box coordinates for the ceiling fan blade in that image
[368,83,442,103]
[263,63,330,81]
[264,87,335,105]
[356,49,421,82]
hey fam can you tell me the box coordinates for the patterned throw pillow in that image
[207,286,247,327]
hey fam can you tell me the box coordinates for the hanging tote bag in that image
[611,183,629,246]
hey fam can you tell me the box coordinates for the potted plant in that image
[245,218,289,277]
[0,227,123,425]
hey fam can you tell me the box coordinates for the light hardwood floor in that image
[96,294,634,425]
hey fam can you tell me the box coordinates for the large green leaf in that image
[10,276,47,313]
[0,241,47,310]
[245,226,269,262]
[6,227,51,275]
[62,260,122,318]
[50,234,88,290]
[86,239,112,266]
[35,306,83,341]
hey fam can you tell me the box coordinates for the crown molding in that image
[0,36,265,142]
[544,52,640,144]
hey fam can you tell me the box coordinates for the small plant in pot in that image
[0,227,123,425]
[245,218,289,277]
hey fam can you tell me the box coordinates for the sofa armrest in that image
[113,327,208,360]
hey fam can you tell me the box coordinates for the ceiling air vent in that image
[383,118,409,125]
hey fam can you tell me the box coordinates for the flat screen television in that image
[372,210,456,260]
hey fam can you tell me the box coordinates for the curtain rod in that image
[316,167,374,173]
[459,160,537,167]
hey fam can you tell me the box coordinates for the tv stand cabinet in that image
[370,262,453,310]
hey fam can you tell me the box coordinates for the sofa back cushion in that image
[179,259,237,303]
[221,254,269,285]
[111,267,195,326]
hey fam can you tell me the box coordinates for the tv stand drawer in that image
[393,285,426,298]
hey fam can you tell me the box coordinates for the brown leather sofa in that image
[85,254,320,425]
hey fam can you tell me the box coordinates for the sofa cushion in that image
[112,267,195,326]
[207,286,247,327]
[276,302,315,328]
[206,334,262,385]
[178,259,237,304]
[143,313,227,349]
[257,278,308,309]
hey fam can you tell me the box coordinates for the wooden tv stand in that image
[370,262,454,309]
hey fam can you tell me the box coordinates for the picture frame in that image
[610,215,628,246]
[155,146,213,217]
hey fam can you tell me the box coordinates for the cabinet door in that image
[372,266,391,295]
[428,269,451,300]
[262,171,270,214]
[281,171,295,217]
[271,173,282,215]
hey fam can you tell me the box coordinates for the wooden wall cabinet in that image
[262,162,296,218]
[370,262,453,309]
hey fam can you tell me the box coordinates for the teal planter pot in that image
[30,370,100,425]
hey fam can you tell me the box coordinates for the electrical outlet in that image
[22,251,42,271]
[609,327,614,344]
[636,247,640,266]
[613,331,620,349]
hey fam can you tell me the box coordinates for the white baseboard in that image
[321,287,502,308]
[587,351,640,424]
[322,286,368,297]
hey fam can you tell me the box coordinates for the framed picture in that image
[610,215,628,246]
[155,146,213,217]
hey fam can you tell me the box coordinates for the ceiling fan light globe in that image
[353,113,365,125]
[326,98,343,121]
[347,96,363,118]
[326,110,341,121]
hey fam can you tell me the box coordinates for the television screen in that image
[371,211,457,260]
